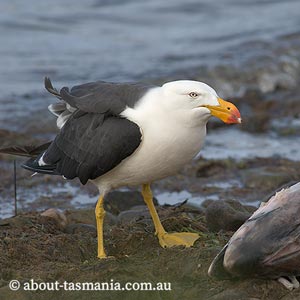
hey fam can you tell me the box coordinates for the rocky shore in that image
[1,28,300,300]
[1,126,300,300]
[1,196,300,300]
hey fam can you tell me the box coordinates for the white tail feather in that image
[57,110,72,129]
[48,102,77,129]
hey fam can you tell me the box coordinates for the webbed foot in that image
[158,232,199,248]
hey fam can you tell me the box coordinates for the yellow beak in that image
[204,98,242,124]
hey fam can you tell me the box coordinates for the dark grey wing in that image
[23,112,142,185]
[46,78,155,115]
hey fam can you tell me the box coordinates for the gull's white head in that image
[161,80,241,125]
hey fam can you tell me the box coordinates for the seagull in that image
[0,77,241,259]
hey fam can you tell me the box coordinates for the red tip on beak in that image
[205,98,242,124]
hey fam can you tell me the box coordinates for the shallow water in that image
[1,0,300,129]
[1,0,300,219]
[202,128,300,161]
[156,190,219,207]
[1,0,300,94]
[0,1,299,132]
[2,127,297,219]
[0,176,247,219]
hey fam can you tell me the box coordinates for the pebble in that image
[40,208,68,230]
[205,200,254,232]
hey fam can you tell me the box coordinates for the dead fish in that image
[208,182,300,290]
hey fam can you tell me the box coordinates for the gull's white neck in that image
[122,87,210,129]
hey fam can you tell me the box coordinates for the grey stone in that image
[205,200,251,232]
[65,223,97,237]
[104,191,157,215]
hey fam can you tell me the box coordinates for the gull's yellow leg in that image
[142,184,199,248]
[95,195,107,259]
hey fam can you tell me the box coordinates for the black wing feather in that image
[58,80,154,114]
[19,78,147,184]
[37,113,142,184]
[0,142,51,157]
[44,77,62,99]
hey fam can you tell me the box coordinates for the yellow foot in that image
[97,254,115,260]
[97,249,109,259]
[158,232,199,248]
[97,254,107,259]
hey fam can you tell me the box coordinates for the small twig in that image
[14,160,17,216]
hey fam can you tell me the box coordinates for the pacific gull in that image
[0,77,241,258]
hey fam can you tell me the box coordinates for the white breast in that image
[93,88,208,194]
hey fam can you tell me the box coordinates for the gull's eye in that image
[188,92,199,98]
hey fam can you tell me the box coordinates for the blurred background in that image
[1,0,300,218]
